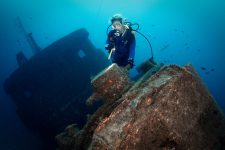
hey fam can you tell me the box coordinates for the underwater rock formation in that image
[3,28,109,149]
[56,64,225,150]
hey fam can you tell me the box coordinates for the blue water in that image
[0,0,224,149]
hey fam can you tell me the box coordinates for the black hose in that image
[135,30,154,60]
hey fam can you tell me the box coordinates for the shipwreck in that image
[4,28,110,149]
[56,63,225,150]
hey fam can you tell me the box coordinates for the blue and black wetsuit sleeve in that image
[128,32,136,65]
[105,30,115,52]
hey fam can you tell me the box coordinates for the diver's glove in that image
[105,44,114,53]
[127,58,134,69]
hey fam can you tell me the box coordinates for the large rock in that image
[89,64,225,150]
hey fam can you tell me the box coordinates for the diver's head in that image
[110,13,123,24]
[110,14,125,32]
[112,21,123,32]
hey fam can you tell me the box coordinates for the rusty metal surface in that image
[87,63,133,105]
[89,65,225,150]
[57,64,225,150]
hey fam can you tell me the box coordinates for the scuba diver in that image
[105,14,136,70]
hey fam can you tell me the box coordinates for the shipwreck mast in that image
[15,16,41,55]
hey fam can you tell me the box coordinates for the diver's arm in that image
[105,34,110,44]
[126,34,136,69]
[105,38,111,52]
[105,31,114,52]
[128,37,136,61]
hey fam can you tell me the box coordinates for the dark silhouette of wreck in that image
[16,51,28,67]
[3,28,109,149]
